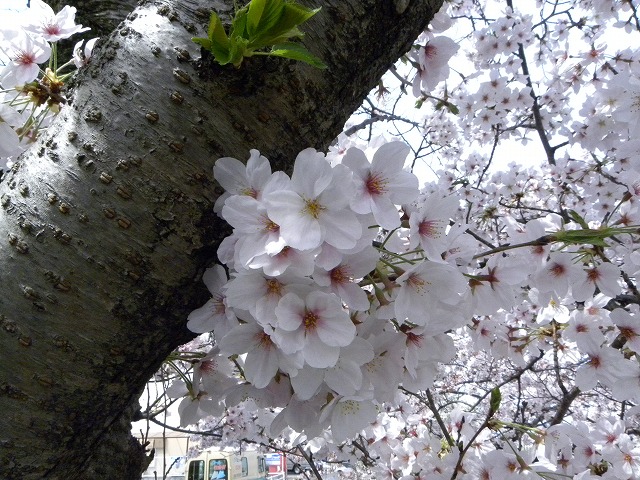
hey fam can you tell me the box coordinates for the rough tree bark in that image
[0,0,443,478]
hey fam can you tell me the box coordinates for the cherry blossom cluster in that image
[177,141,455,440]
[163,131,640,475]
[156,3,640,479]
[0,0,97,169]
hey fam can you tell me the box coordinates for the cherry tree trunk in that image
[0,0,442,478]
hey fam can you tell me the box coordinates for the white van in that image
[185,450,268,480]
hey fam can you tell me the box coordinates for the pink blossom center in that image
[424,44,437,59]
[587,306,600,315]
[274,246,293,259]
[619,326,637,339]
[16,50,36,66]
[549,262,566,277]
[211,293,226,315]
[44,22,62,36]
[575,323,589,333]
[405,331,424,347]
[586,268,600,283]
[418,219,438,238]
[406,273,427,292]
[255,331,273,349]
[365,171,388,196]
[199,359,217,375]
[532,245,545,256]
[330,265,351,285]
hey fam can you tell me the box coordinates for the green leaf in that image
[229,37,250,67]
[249,0,285,38]
[231,6,249,40]
[192,37,212,51]
[278,3,320,33]
[247,0,267,36]
[250,3,320,49]
[447,102,459,115]
[269,42,327,69]
[205,12,232,64]
[208,12,229,48]
[569,209,589,229]
[489,387,501,415]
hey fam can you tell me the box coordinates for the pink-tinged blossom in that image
[400,332,455,391]
[610,437,640,478]
[249,245,318,277]
[221,195,286,268]
[186,265,237,336]
[319,396,378,443]
[0,123,21,165]
[504,216,557,265]
[265,149,361,250]
[290,337,374,399]
[225,270,310,327]
[314,212,380,270]
[313,247,378,311]
[193,348,236,396]
[571,261,620,302]
[410,36,460,95]
[593,416,625,449]
[394,260,468,327]
[269,394,324,439]
[610,308,640,353]
[574,345,629,391]
[0,102,28,165]
[475,450,524,480]
[533,252,583,298]
[72,37,98,68]
[23,0,89,42]
[408,193,459,259]
[273,290,356,368]
[219,321,303,388]
[324,337,374,396]
[601,71,640,137]
[166,348,233,427]
[0,30,51,87]
[612,363,640,401]
[361,332,405,403]
[342,141,419,230]
[213,149,275,212]
[469,256,527,315]
[564,310,606,351]
[171,388,224,427]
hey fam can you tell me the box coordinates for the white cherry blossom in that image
[394,260,468,326]
[0,29,51,87]
[22,0,89,42]
[265,149,361,250]
[273,290,356,368]
[342,141,419,229]
[186,265,237,336]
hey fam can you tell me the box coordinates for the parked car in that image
[287,461,305,475]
